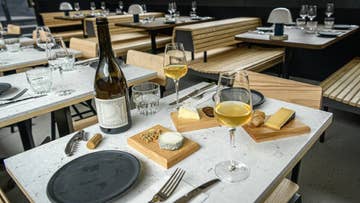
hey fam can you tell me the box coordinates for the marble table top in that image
[0,47,82,72]
[4,82,333,203]
[0,64,157,128]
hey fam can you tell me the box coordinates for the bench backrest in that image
[174,17,261,53]
[40,10,98,28]
[84,12,163,37]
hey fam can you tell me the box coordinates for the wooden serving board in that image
[127,125,200,169]
[170,109,219,132]
[243,118,311,143]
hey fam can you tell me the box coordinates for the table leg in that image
[53,107,74,137]
[291,161,301,183]
[16,119,35,150]
[149,30,157,54]
[282,47,294,79]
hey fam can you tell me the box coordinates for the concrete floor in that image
[0,73,359,203]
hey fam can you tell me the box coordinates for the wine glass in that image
[90,2,96,12]
[74,2,80,15]
[35,26,54,51]
[142,4,147,13]
[163,43,188,109]
[192,0,197,12]
[172,2,177,15]
[214,70,252,183]
[101,1,106,10]
[119,1,124,13]
[47,37,75,96]
[0,23,5,53]
[168,2,174,16]
[299,5,309,20]
[308,5,317,21]
[325,3,334,17]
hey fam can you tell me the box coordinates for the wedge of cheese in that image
[264,107,296,130]
[178,105,200,120]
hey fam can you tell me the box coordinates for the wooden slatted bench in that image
[173,18,284,75]
[265,178,300,203]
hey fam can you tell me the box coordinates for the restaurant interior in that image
[0,0,359,202]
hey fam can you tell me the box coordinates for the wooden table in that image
[0,48,82,73]
[0,64,157,150]
[115,16,213,53]
[235,26,359,78]
[4,81,332,203]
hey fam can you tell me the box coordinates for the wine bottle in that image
[94,17,132,133]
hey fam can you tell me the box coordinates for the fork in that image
[149,168,186,203]
[0,88,28,101]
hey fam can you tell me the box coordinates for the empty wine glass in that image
[101,1,106,10]
[35,26,54,52]
[192,0,197,12]
[172,2,177,15]
[214,70,252,183]
[90,2,96,12]
[308,5,317,21]
[325,3,334,17]
[142,4,147,13]
[168,2,174,16]
[74,2,80,12]
[119,1,124,13]
[300,5,309,20]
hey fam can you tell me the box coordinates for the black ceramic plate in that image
[47,150,141,203]
[318,31,341,38]
[212,88,265,108]
[0,83,11,95]
[333,24,353,30]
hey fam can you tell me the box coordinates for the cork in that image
[87,133,103,149]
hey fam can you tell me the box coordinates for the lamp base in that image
[270,34,288,41]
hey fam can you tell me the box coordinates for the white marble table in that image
[0,47,82,73]
[0,64,157,149]
[5,82,333,203]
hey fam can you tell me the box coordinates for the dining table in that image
[235,25,359,78]
[4,81,333,203]
[0,63,157,150]
[115,16,213,54]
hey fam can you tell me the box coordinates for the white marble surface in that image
[4,82,333,203]
[0,65,157,127]
[0,48,81,71]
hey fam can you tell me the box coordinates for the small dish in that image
[0,83,11,95]
[333,24,353,30]
[212,88,265,108]
[318,30,341,38]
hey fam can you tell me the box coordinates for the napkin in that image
[0,88,37,106]
[130,176,208,203]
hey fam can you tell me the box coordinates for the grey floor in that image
[0,73,359,203]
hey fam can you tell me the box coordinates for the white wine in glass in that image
[163,43,188,109]
[214,70,252,183]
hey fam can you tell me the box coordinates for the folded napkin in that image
[130,176,208,203]
[0,88,39,106]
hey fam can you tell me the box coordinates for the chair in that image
[0,188,9,203]
[128,4,143,14]
[6,24,21,35]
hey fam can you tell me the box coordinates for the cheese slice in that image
[178,106,200,120]
[158,132,184,151]
[264,107,296,130]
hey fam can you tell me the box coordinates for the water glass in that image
[5,38,20,52]
[306,21,318,33]
[26,67,52,94]
[296,18,306,29]
[56,51,75,72]
[132,82,160,116]
[324,17,335,29]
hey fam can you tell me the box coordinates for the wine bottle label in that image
[95,97,129,129]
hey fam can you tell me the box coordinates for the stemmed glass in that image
[192,0,197,12]
[119,1,124,13]
[172,2,177,16]
[168,2,174,16]
[325,3,334,17]
[163,43,188,109]
[214,70,252,183]
[101,1,106,10]
[90,2,96,15]
[142,4,147,13]
[308,5,317,21]
[35,26,55,52]
[299,5,309,20]
[74,2,80,15]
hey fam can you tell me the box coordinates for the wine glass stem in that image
[174,79,180,110]
[229,128,236,171]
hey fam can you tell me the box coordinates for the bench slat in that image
[334,66,360,102]
[328,64,360,100]
[343,81,360,104]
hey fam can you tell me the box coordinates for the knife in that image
[169,83,216,105]
[174,179,220,203]
[0,94,46,106]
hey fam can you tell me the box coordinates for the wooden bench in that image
[0,189,9,203]
[173,18,284,75]
[265,178,300,203]
[320,57,360,142]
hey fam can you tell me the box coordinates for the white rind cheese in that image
[158,132,184,151]
[178,106,200,120]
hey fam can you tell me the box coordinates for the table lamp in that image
[59,2,73,16]
[268,8,293,40]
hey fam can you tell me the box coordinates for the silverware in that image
[0,94,46,106]
[75,58,98,66]
[149,168,186,203]
[0,88,28,101]
[64,130,88,156]
[169,83,215,105]
[174,179,220,203]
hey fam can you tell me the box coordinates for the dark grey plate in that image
[0,83,11,95]
[47,150,141,203]
[333,24,353,30]
[212,88,265,108]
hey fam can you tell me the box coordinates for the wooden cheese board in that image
[243,118,311,142]
[127,125,200,169]
[170,109,219,132]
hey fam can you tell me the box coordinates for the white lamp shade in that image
[59,2,73,11]
[267,8,293,24]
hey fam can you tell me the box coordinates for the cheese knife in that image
[169,83,215,105]
[173,179,220,203]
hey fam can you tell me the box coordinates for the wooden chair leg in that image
[320,106,329,143]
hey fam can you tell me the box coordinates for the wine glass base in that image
[215,160,250,183]
[56,89,75,96]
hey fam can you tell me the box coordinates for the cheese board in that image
[127,125,200,169]
[243,118,310,142]
[170,108,219,132]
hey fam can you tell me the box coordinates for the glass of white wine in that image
[214,70,252,183]
[163,42,188,109]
